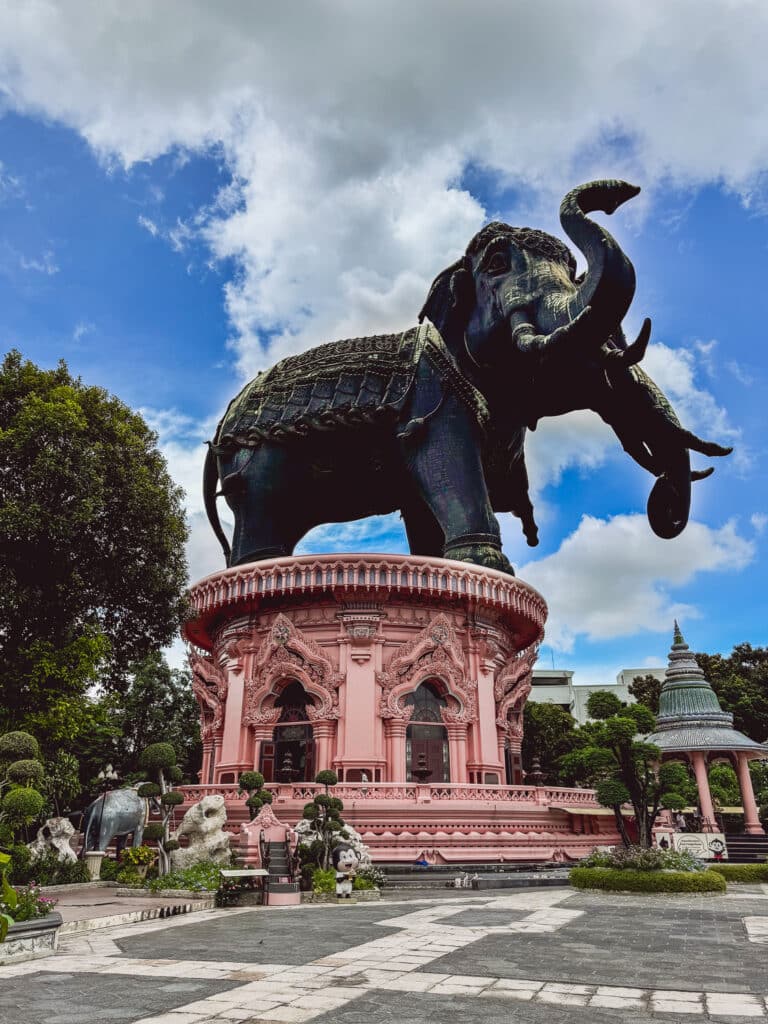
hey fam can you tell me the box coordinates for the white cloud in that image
[19,248,58,274]
[751,512,768,534]
[72,319,95,342]
[3,2,768,379]
[519,513,754,652]
[137,214,159,237]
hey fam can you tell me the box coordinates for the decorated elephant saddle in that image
[214,324,488,447]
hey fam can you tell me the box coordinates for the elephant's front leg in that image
[401,392,513,575]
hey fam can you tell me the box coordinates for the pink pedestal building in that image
[182,553,620,862]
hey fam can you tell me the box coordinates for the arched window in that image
[405,680,450,783]
[259,679,316,783]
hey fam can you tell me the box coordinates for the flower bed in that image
[708,863,768,884]
[570,866,726,893]
[0,912,63,965]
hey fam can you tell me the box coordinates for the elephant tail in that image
[204,443,231,566]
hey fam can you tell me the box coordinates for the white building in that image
[529,667,667,724]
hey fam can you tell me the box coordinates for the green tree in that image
[628,674,662,714]
[695,644,768,743]
[137,743,184,876]
[708,763,741,808]
[561,693,692,848]
[0,350,188,729]
[108,653,201,781]
[522,702,577,779]
[238,771,274,821]
[302,771,347,869]
[0,731,46,846]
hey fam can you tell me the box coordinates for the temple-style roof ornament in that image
[646,626,768,755]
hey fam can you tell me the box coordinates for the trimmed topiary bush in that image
[6,759,45,787]
[0,732,40,762]
[140,743,177,772]
[708,863,768,883]
[570,866,726,893]
[2,786,45,827]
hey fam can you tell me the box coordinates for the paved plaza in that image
[2,885,768,1023]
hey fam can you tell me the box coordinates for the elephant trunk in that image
[558,180,640,345]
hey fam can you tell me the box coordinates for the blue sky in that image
[0,3,766,681]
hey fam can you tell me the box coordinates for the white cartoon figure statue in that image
[332,843,359,899]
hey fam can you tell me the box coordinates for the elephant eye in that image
[485,251,508,274]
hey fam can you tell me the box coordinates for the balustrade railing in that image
[179,781,600,808]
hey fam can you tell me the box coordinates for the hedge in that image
[570,866,726,894]
[708,863,768,884]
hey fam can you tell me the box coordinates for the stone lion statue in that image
[27,817,77,863]
[169,794,233,871]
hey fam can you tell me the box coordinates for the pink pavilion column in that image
[690,751,717,832]
[200,739,214,785]
[736,752,765,835]
[313,720,336,774]
[445,722,468,783]
[251,726,272,773]
[386,719,408,782]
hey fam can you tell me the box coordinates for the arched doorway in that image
[259,679,316,782]
[404,680,450,783]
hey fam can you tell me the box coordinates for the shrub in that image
[143,823,165,843]
[160,791,184,806]
[315,770,338,789]
[356,865,386,889]
[137,782,161,799]
[353,876,374,890]
[116,867,143,887]
[121,845,157,868]
[145,861,222,893]
[708,863,768,883]
[312,867,336,894]
[2,786,45,826]
[7,759,45,787]
[8,846,89,886]
[238,771,264,792]
[2,882,58,921]
[0,732,39,762]
[139,743,176,772]
[579,845,703,873]
[570,866,726,893]
[99,857,122,882]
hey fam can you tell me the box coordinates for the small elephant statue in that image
[81,787,147,853]
[205,180,731,574]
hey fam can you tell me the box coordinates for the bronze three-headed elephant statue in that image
[204,180,731,575]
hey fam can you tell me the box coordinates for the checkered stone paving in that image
[3,887,768,1023]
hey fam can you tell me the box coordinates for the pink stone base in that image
[180,782,621,863]
[265,891,301,906]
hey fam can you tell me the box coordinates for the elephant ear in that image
[419,256,475,353]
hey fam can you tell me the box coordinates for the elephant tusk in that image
[624,317,652,365]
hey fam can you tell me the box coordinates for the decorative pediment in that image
[189,650,228,740]
[243,614,342,726]
[376,613,476,721]
[494,643,539,730]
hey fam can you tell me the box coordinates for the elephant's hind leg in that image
[402,500,444,557]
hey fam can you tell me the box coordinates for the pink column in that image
[313,721,335,773]
[690,751,717,832]
[201,740,214,784]
[386,720,408,782]
[251,726,272,772]
[446,723,468,783]
[736,752,765,835]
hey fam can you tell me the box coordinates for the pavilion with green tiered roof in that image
[646,624,768,835]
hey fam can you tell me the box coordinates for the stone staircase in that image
[265,840,300,902]
[724,834,768,864]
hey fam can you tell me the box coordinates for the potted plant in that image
[120,845,157,880]
[0,853,62,964]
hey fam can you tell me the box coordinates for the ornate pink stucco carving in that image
[243,613,343,726]
[189,650,228,740]
[376,612,477,721]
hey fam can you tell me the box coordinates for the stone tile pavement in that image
[2,885,768,1023]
